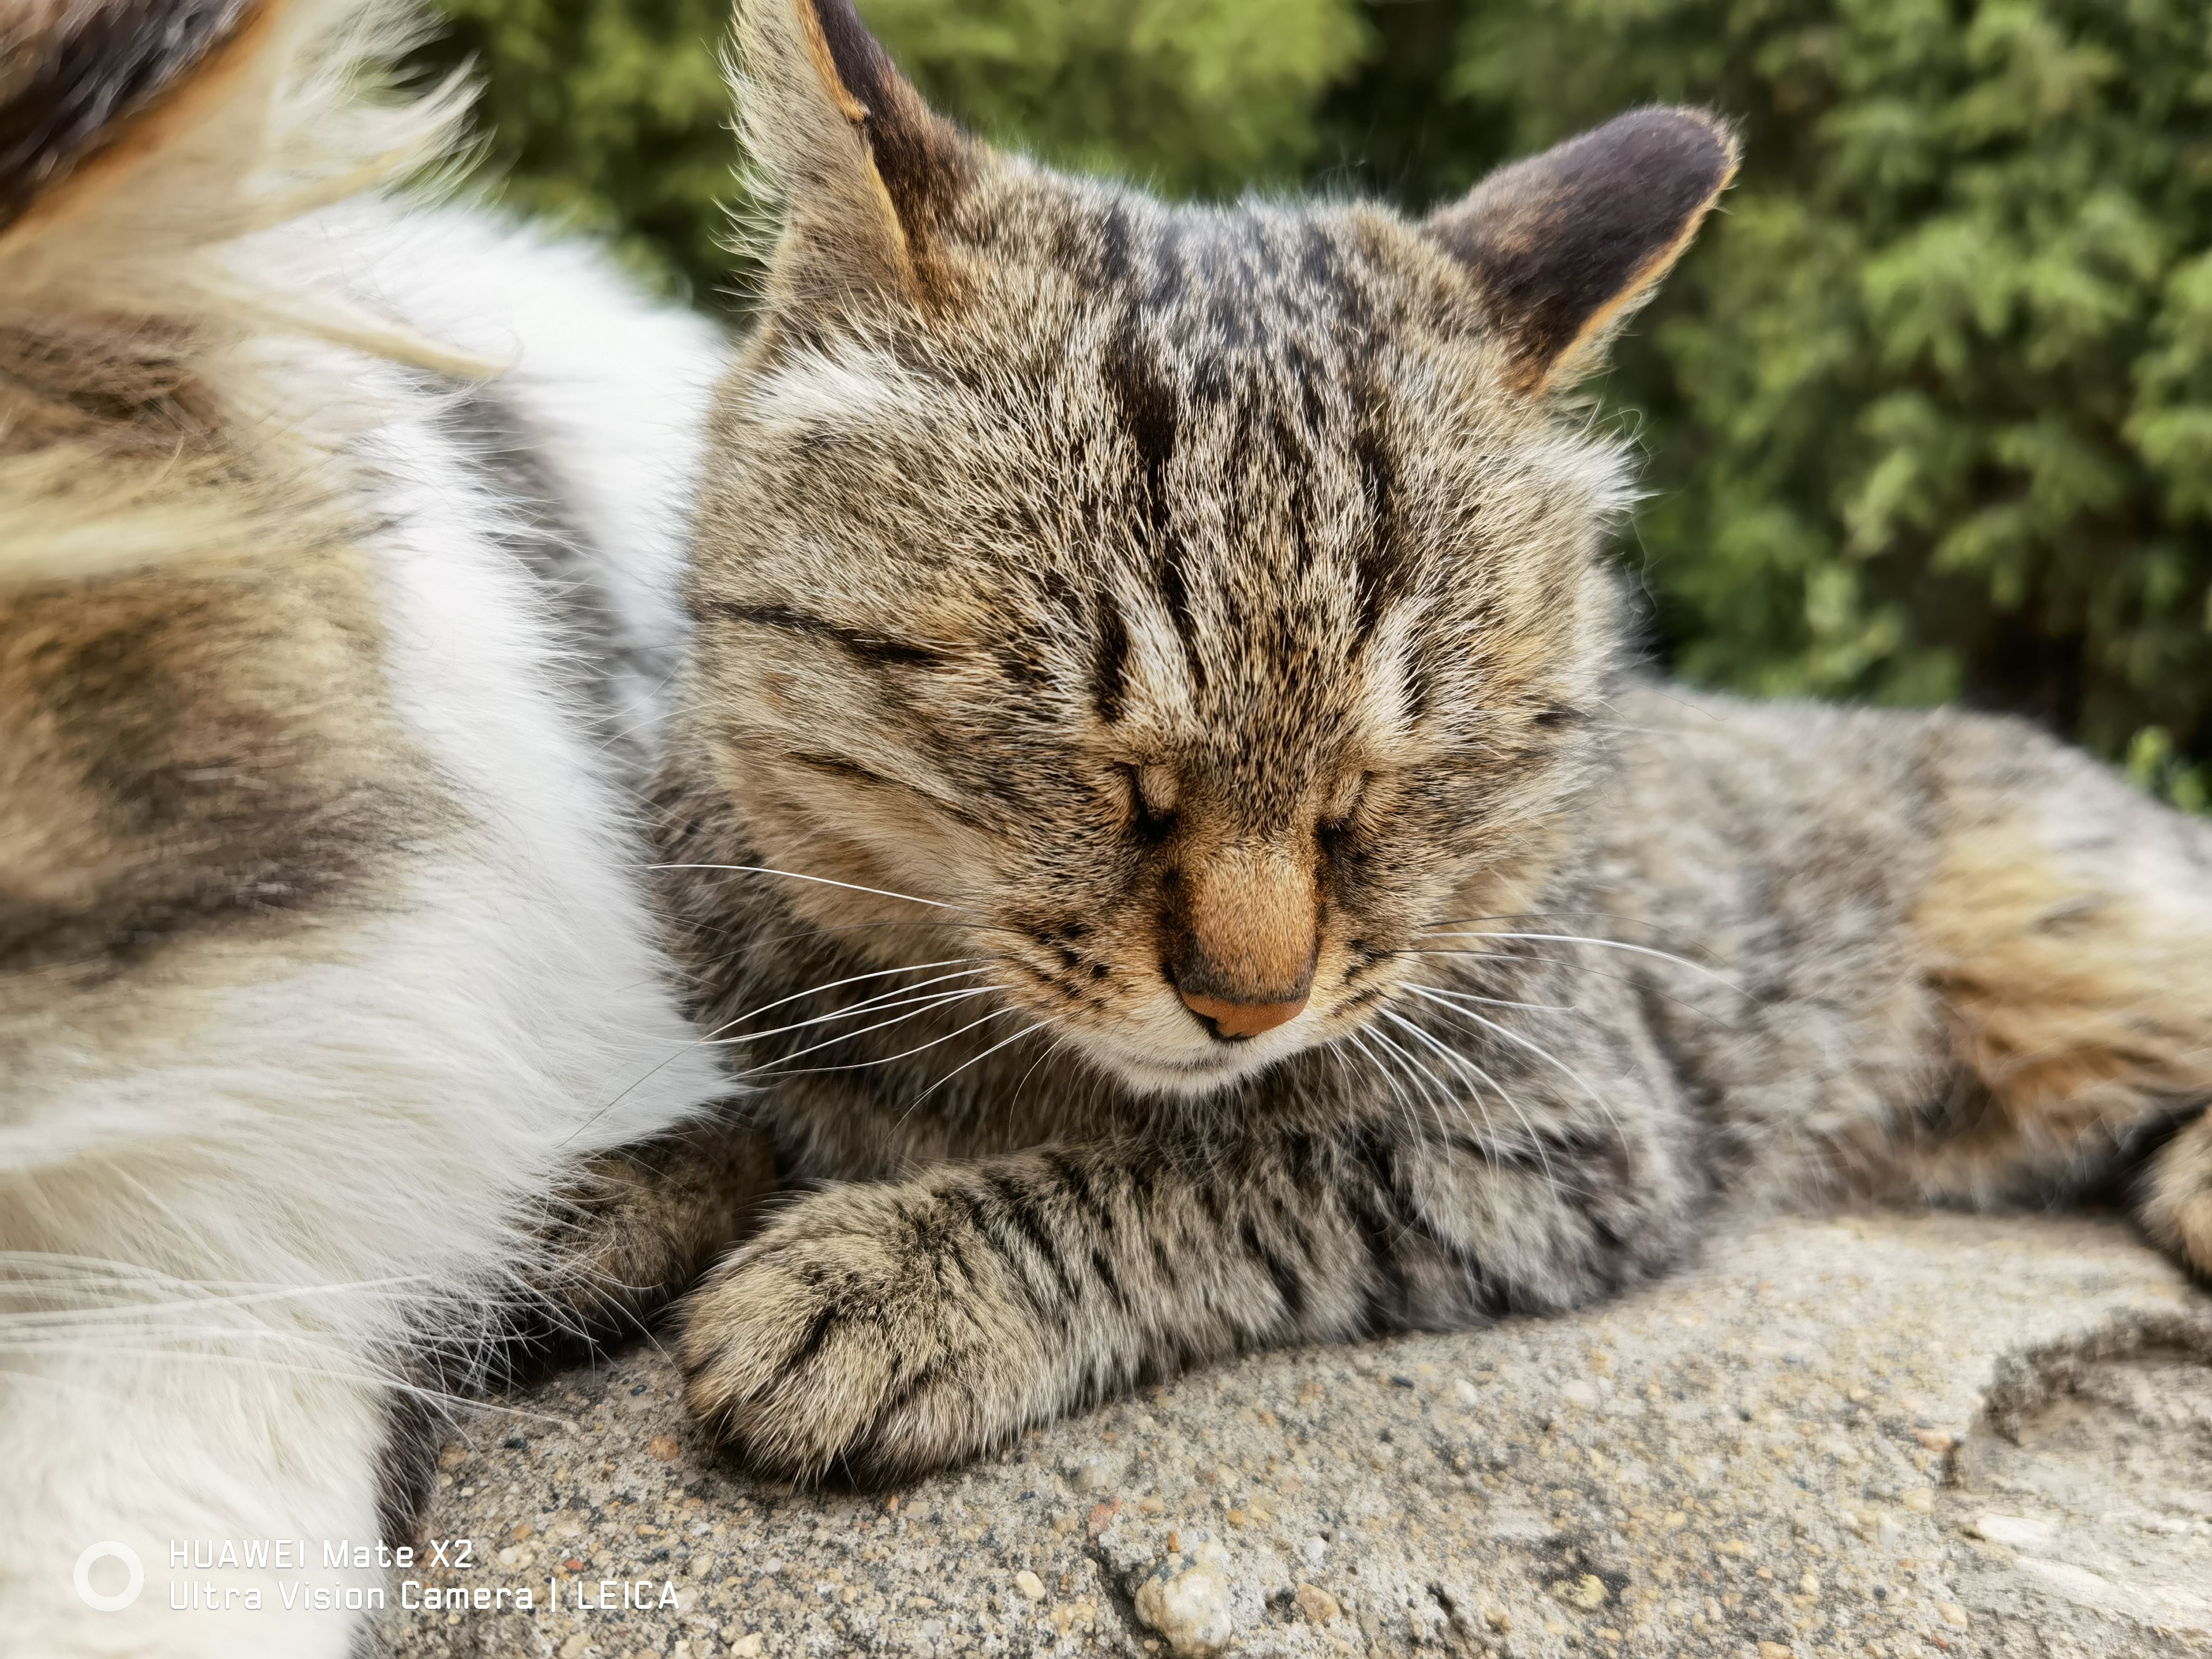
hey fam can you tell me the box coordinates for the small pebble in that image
[1132,1535,1236,1657]
[1013,1569,1046,1600]
[1068,1455,1117,1494]
[1292,1582,1340,1624]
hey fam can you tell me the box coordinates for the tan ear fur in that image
[730,0,977,307]
[0,0,284,244]
[1425,107,1739,395]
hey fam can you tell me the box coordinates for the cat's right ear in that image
[1421,107,1737,396]
[733,0,979,308]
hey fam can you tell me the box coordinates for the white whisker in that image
[898,1020,1058,1120]
[746,1005,1026,1081]
[734,990,1008,1073]
[1400,981,1576,1016]
[1341,1029,1424,1155]
[1378,1008,1565,1200]
[1396,950,1727,1025]
[1402,984,1626,1144]
[701,956,997,1037]
[702,975,997,1047]
[1414,930,1737,987]
[650,863,970,913]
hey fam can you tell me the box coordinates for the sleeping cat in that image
[645,0,2212,1486]
[0,2,761,1653]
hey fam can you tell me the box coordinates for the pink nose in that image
[1177,988,1308,1040]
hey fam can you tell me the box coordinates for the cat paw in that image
[675,1184,1045,1485]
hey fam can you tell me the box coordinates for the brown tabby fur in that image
[640,0,2212,1486]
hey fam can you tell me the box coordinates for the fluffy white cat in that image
[0,2,733,1653]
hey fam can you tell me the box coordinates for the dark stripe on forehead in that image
[1297,220,1375,334]
[1147,218,1187,308]
[1156,540,1205,694]
[1350,375,1411,650]
[1094,200,1132,293]
[1103,314,1177,505]
[1282,336,1329,441]
[1101,314,1208,693]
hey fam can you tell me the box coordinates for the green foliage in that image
[419,0,2212,795]
[412,0,1370,301]
[861,0,1370,199]
[414,0,735,300]
[1454,0,2212,793]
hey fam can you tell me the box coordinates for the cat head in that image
[673,0,1734,1096]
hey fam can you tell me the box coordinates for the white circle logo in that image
[73,1542,143,1611]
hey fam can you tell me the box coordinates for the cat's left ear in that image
[1423,107,1738,395]
[733,0,980,306]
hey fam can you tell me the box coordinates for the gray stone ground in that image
[378,1210,2211,1659]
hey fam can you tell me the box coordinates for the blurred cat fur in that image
[0,3,767,1654]
[645,0,2212,1486]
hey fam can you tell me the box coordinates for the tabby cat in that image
[650,0,2212,1486]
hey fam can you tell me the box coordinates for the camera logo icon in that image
[73,1542,144,1611]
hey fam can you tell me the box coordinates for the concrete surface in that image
[377,1209,2212,1658]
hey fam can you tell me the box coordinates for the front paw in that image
[675,1184,1047,1485]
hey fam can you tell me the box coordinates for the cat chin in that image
[1067,1030,1314,1101]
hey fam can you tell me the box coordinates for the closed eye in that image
[1117,762,1177,837]
[1321,771,1370,830]
[783,751,989,830]
[709,601,951,670]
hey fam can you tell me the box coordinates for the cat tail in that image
[0,0,493,588]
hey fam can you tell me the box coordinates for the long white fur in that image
[0,3,730,1654]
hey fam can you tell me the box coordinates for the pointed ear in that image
[1424,107,1737,395]
[733,0,979,304]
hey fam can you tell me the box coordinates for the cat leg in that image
[520,1112,779,1363]
[675,1114,1693,1485]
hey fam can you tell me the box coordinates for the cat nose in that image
[1163,838,1319,1041]
[1176,987,1309,1040]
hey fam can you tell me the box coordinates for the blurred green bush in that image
[415,0,2212,799]
[412,0,1371,300]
